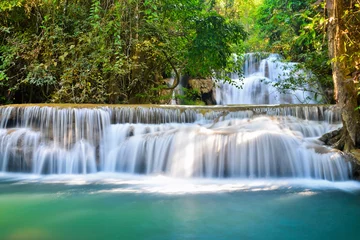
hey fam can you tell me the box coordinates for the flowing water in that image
[0,105,349,180]
[0,53,359,239]
[216,53,317,104]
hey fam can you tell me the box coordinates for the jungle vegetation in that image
[0,0,248,104]
[0,0,360,150]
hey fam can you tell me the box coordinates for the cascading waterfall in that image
[0,105,351,181]
[216,53,317,104]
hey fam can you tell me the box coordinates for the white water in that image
[0,53,349,181]
[0,105,350,181]
[216,53,317,104]
[1,172,360,195]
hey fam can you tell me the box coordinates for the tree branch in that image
[161,50,180,90]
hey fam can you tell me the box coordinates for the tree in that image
[326,0,360,151]
[0,0,247,104]
[146,0,247,91]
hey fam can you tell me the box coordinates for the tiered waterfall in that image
[0,53,351,181]
[0,104,350,181]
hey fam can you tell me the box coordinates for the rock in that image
[320,129,360,180]
[319,128,342,146]
[188,78,216,105]
[349,149,360,180]
[188,78,213,94]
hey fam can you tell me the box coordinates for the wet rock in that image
[319,128,342,146]
[127,126,135,137]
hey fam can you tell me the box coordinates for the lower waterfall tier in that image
[0,106,351,181]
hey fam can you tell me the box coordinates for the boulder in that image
[319,128,342,146]
[188,78,216,105]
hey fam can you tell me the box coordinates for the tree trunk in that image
[326,0,360,151]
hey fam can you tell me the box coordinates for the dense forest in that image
[0,0,249,104]
[0,1,360,149]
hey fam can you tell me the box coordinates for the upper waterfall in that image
[216,53,318,105]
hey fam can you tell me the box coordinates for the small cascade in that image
[0,105,350,181]
[0,107,110,174]
[167,77,183,105]
[243,52,262,77]
[216,53,317,104]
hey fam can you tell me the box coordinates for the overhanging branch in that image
[161,50,180,90]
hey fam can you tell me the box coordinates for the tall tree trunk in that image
[326,0,360,151]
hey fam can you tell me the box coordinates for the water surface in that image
[1,174,360,240]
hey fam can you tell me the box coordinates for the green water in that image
[1,174,360,240]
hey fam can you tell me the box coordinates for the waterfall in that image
[216,53,318,104]
[167,77,183,105]
[0,105,351,181]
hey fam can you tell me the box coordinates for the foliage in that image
[254,0,333,103]
[175,87,204,105]
[0,0,247,104]
[341,0,360,99]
